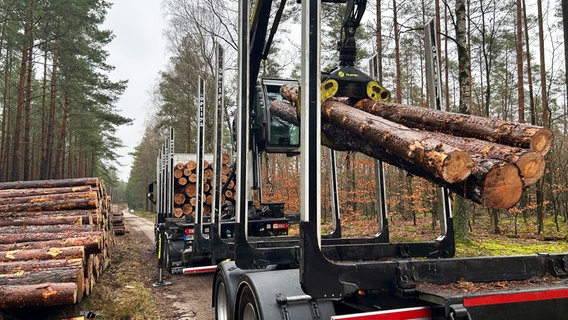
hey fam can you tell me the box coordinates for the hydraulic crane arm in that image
[338,0,366,66]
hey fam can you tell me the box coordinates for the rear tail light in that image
[272,223,289,230]
[184,228,194,235]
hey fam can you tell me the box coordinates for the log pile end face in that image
[482,163,523,209]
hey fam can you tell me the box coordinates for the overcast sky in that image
[103,1,169,181]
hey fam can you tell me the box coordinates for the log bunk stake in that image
[0,177,117,308]
[272,85,554,209]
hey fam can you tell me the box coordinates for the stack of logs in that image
[112,205,125,236]
[0,177,115,308]
[173,153,235,219]
[270,84,554,209]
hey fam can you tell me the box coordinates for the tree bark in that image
[351,99,553,155]
[0,258,83,274]
[0,177,100,190]
[0,283,78,308]
[0,246,85,263]
[0,238,100,254]
[321,99,473,183]
[0,185,92,198]
[271,100,523,209]
[0,215,84,227]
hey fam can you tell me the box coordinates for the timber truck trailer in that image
[208,0,568,319]
[148,76,300,274]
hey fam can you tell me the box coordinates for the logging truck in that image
[207,0,568,319]
[149,77,298,274]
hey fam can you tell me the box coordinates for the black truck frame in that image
[209,1,568,319]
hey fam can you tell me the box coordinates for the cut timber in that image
[321,122,523,208]
[0,258,83,273]
[174,193,186,205]
[185,184,197,197]
[0,231,102,245]
[0,266,84,288]
[0,225,96,234]
[0,186,92,199]
[425,132,545,186]
[464,157,524,209]
[0,209,96,225]
[321,99,473,183]
[0,198,97,212]
[0,246,85,263]
[0,237,101,254]
[186,160,197,171]
[0,191,99,206]
[351,99,554,155]
[0,178,99,190]
[0,215,84,227]
[0,282,78,308]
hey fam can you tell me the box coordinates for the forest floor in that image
[1,209,568,320]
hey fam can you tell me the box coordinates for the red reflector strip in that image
[272,223,289,230]
[184,228,194,235]
[182,265,217,275]
[464,287,568,307]
[331,306,431,320]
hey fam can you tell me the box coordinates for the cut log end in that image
[530,128,553,155]
[441,151,473,184]
[516,152,546,186]
[482,163,523,209]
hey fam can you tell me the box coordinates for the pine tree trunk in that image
[516,0,525,123]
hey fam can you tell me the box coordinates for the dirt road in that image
[123,211,215,320]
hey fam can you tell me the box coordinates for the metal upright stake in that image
[153,134,172,287]
[424,19,452,240]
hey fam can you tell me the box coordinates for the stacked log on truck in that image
[270,84,553,209]
[0,177,115,308]
[173,153,235,219]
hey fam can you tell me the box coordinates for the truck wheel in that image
[214,276,230,320]
[164,239,172,273]
[237,285,259,320]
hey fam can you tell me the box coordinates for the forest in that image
[0,0,130,191]
[125,0,568,241]
[1,1,567,240]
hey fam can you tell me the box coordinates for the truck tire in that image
[237,285,259,320]
[164,238,172,273]
[214,275,230,320]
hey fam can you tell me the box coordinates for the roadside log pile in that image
[112,205,125,236]
[271,84,553,209]
[0,177,115,308]
[173,153,235,219]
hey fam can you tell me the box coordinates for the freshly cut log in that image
[0,209,96,224]
[185,184,197,197]
[350,99,554,155]
[173,208,183,218]
[177,177,188,186]
[0,231,102,245]
[0,186,92,199]
[0,177,99,190]
[424,132,545,186]
[0,258,83,273]
[0,215,84,227]
[0,237,101,254]
[321,99,473,183]
[320,122,522,208]
[175,162,185,170]
[0,191,98,206]
[0,266,83,287]
[222,153,231,165]
[174,168,184,179]
[0,246,85,262]
[182,204,193,215]
[186,160,197,171]
[0,225,96,234]
[0,198,97,212]
[174,193,186,205]
[0,282,78,308]
[464,156,523,209]
[188,173,197,183]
